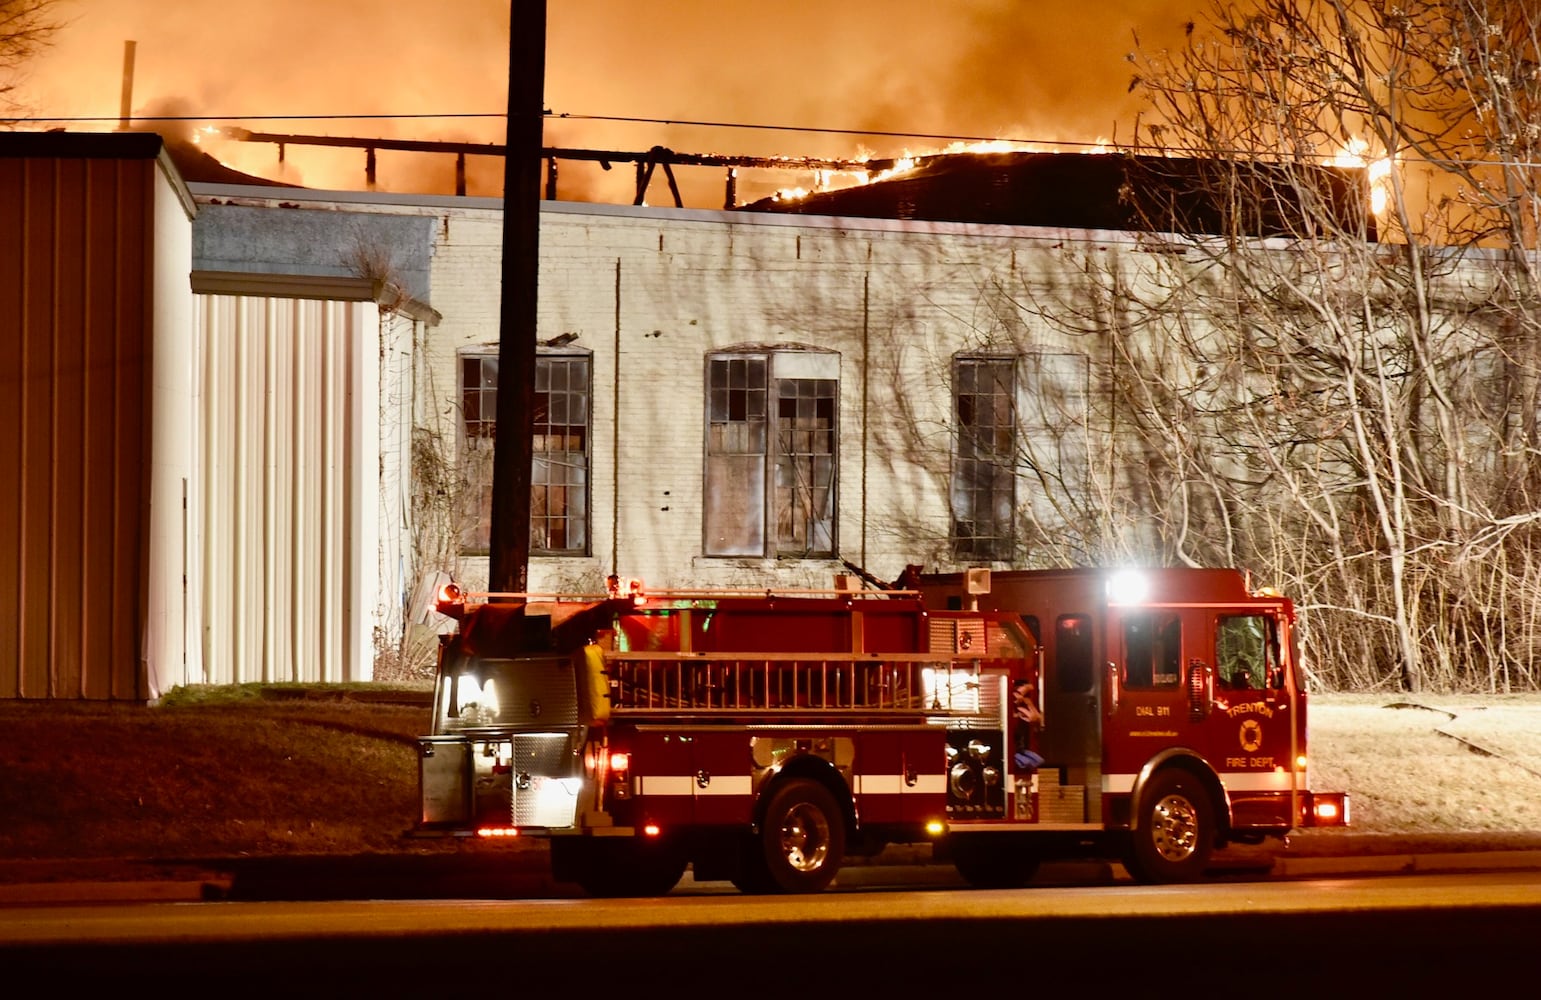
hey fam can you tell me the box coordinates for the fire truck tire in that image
[729,842,776,895]
[1125,768,1214,884]
[558,838,688,898]
[949,840,1041,889]
[757,779,846,893]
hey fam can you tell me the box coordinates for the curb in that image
[0,878,230,905]
[1273,849,1541,878]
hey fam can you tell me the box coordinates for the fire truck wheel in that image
[1125,768,1214,884]
[758,779,846,893]
[560,838,688,898]
[950,840,1041,889]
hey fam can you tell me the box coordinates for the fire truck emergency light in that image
[606,576,646,604]
[1105,570,1150,605]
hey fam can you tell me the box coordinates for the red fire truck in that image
[416,567,1347,895]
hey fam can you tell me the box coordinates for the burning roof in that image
[155,134,292,187]
[737,150,1375,240]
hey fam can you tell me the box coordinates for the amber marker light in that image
[436,581,465,619]
[643,823,662,837]
[925,820,946,836]
[1313,795,1349,826]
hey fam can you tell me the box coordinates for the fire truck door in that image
[632,730,696,827]
[1040,614,1100,789]
[1203,610,1297,804]
[634,730,757,828]
[855,730,941,826]
[1102,607,1199,784]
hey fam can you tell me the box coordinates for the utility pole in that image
[488,0,546,596]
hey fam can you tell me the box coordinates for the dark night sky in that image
[22,0,1199,201]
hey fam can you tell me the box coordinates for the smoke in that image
[21,0,1197,200]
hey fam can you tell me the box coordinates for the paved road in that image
[4,830,1541,904]
[5,871,1540,994]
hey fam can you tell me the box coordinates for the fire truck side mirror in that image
[1187,659,1212,722]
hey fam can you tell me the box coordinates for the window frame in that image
[950,354,1018,561]
[457,347,593,558]
[1120,611,1183,690]
[703,348,839,560]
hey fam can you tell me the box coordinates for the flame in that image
[770,137,1111,203]
[1332,138,1393,215]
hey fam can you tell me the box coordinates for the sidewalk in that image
[4,831,1541,905]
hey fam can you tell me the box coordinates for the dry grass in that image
[0,685,436,861]
[0,686,1537,864]
[1307,693,1541,834]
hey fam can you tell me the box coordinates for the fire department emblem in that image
[1239,719,1263,753]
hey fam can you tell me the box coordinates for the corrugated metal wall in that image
[0,152,154,700]
[196,295,375,684]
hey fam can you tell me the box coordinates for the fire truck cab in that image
[919,566,1348,883]
[415,568,1347,895]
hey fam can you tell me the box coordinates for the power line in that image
[12,109,1107,150]
[13,113,508,123]
[548,112,1110,149]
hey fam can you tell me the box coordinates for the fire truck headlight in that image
[1106,570,1149,605]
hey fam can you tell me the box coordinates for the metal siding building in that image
[192,286,379,685]
[0,132,196,700]
[0,134,423,700]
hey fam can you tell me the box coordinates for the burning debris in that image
[738,149,1376,239]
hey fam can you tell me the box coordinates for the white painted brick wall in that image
[287,195,1161,596]
[424,202,1153,594]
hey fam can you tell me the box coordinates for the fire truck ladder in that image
[603,652,978,718]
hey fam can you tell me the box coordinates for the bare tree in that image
[1081,0,1541,692]
[0,0,65,116]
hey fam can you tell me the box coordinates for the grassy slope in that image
[1,686,1538,863]
[1307,694,1541,835]
[0,686,435,861]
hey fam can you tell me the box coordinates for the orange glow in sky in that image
[18,1,1195,202]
